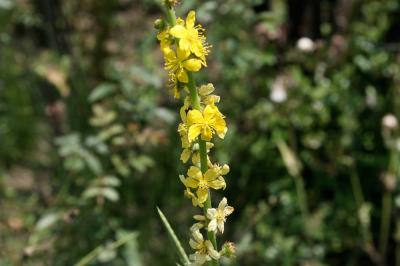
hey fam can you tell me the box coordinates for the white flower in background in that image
[382,114,398,130]
[207,197,234,234]
[270,79,287,103]
[189,229,220,265]
[297,37,315,52]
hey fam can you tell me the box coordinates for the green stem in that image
[294,175,309,224]
[350,167,364,209]
[379,191,391,259]
[188,72,219,266]
[165,4,177,26]
[349,165,375,249]
[379,149,398,261]
[397,238,400,266]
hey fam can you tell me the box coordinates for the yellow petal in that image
[177,68,188,83]
[187,166,201,179]
[179,39,190,52]
[204,169,218,181]
[186,11,196,29]
[170,25,186,38]
[209,179,226,190]
[177,48,190,61]
[188,124,203,142]
[187,109,204,125]
[196,188,208,203]
[203,104,217,124]
[180,149,191,163]
[201,125,212,141]
[213,115,227,139]
[184,177,199,188]
[182,59,202,72]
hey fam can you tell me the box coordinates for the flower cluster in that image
[156,5,235,266]
[157,10,210,98]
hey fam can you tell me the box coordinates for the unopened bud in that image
[164,0,180,7]
[154,18,166,30]
[221,242,236,258]
[199,83,215,96]
[221,164,230,175]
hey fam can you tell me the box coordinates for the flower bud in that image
[164,0,180,7]
[221,242,236,258]
[154,18,166,30]
[199,83,215,96]
[221,164,230,175]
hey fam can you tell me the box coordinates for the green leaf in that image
[88,83,117,103]
[101,187,119,202]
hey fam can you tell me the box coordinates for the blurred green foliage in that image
[1,0,400,265]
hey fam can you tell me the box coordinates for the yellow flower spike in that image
[187,104,227,142]
[157,4,233,265]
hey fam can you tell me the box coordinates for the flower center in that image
[198,178,208,189]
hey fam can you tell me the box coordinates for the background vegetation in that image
[1,0,400,265]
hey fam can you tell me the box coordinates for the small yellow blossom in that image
[187,104,227,142]
[184,187,202,207]
[170,11,210,61]
[189,229,220,265]
[198,84,220,105]
[164,48,202,83]
[157,29,172,54]
[207,197,234,234]
[180,166,226,204]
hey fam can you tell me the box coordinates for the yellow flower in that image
[207,197,234,234]
[157,29,172,54]
[184,187,202,207]
[180,166,226,204]
[164,47,202,83]
[170,11,210,61]
[187,104,227,142]
[189,228,220,265]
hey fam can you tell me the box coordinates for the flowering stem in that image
[163,5,220,265]
[164,3,177,26]
[188,72,219,266]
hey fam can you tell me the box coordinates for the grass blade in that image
[157,207,190,265]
